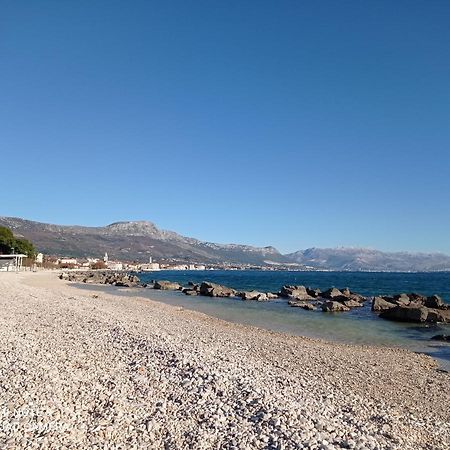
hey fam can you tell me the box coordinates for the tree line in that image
[0,226,36,257]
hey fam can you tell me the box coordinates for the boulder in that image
[280,285,314,300]
[392,294,411,306]
[154,280,182,290]
[321,301,350,312]
[379,305,429,323]
[425,295,446,309]
[288,300,318,310]
[372,296,396,312]
[306,287,321,298]
[238,291,269,301]
[426,309,450,323]
[182,288,198,296]
[342,299,364,308]
[321,288,345,300]
[431,335,450,342]
[266,292,279,300]
[407,293,427,304]
[199,282,236,298]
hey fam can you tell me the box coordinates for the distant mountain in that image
[285,247,450,272]
[0,217,285,265]
[1,216,449,271]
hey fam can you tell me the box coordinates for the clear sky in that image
[1,1,449,254]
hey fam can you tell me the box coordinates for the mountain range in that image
[1,216,449,272]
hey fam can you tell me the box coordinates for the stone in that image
[321,288,345,300]
[431,334,450,342]
[392,294,411,306]
[426,309,450,323]
[280,285,314,301]
[154,280,182,291]
[342,299,363,308]
[425,295,446,309]
[288,300,318,310]
[239,291,267,301]
[183,289,198,296]
[199,282,236,298]
[372,297,396,312]
[321,301,350,312]
[306,287,321,298]
[379,305,429,323]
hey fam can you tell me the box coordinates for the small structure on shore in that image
[0,254,27,272]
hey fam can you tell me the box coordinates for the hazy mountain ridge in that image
[0,217,286,265]
[1,217,449,271]
[285,247,450,272]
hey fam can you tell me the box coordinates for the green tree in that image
[0,226,36,257]
[0,226,15,254]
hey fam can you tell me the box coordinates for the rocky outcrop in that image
[154,280,182,291]
[280,285,314,301]
[182,289,198,296]
[426,309,450,323]
[238,291,270,301]
[321,301,350,312]
[199,282,236,298]
[372,297,396,312]
[425,295,446,309]
[60,271,140,287]
[380,305,431,323]
[288,300,318,310]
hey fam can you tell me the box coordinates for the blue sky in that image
[1,1,449,254]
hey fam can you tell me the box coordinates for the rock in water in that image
[372,296,396,312]
[379,305,429,323]
[425,295,446,309]
[199,282,236,298]
[321,301,350,312]
[431,334,450,342]
[280,285,314,300]
[154,280,182,290]
[426,309,450,323]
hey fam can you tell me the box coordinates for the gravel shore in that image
[0,272,449,449]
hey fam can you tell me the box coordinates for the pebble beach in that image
[0,272,449,449]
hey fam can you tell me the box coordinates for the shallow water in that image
[76,270,450,370]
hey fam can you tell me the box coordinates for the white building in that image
[107,261,123,270]
[140,262,160,271]
[58,258,78,265]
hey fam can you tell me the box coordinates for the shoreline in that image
[1,271,449,449]
[72,280,450,371]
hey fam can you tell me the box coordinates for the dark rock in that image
[306,287,321,298]
[321,301,350,312]
[407,292,427,304]
[425,295,446,309]
[379,305,429,323]
[372,296,397,312]
[199,282,236,298]
[154,280,182,290]
[280,285,314,300]
[431,334,450,342]
[288,300,318,310]
[426,309,450,323]
[183,289,198,296]
[321,288,345,300]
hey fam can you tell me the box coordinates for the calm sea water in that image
[79,270,450,369]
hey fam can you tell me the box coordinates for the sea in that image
[78,270,450,369]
